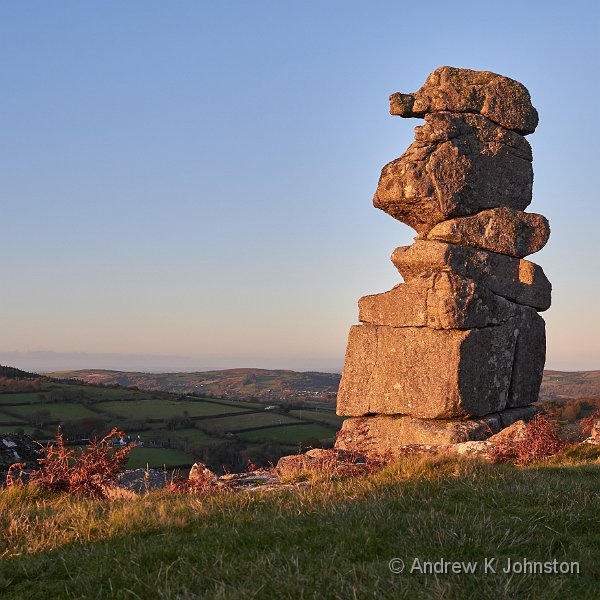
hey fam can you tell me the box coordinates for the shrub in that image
[26,428,132,498]
[490,414,568,466]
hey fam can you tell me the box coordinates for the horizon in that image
[2,350,599,376]
[2,2,599,372]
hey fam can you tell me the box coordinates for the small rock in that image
[189,462,218,483]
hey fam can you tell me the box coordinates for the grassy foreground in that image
[1,449,600,599]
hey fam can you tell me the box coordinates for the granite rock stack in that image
[336,67,550,456]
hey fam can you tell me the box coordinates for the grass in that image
[198,411,302,433]
[0,393,50,405]
[289,409,345,427]
[0,426,49,437]
[125,447,197,469]
[96,399,254,420]
[238,423,337,443]
[196,397,264,409]
[130,428,218,445]
[1,403,100,421]
[1,452,599,598]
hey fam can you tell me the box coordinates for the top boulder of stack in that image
[390,66,538,135]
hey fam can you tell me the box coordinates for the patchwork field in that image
[238,423,336,443]
[1,402,100,421]
[98,399,254,420]
[125,447,198,469]
[0,380,342,470]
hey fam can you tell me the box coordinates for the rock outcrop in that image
[336,67,549,456]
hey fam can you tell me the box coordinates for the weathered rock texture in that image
[374,113,533,234]
[389,66,539,135]
[335,67,550,456]
[425,207,550,258]
[391,241,551,311]
[336,407,537,451]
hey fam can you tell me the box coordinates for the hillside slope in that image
[46,368,341,402]
[1,451,599,599]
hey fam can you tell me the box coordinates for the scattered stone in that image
[374,113,533,233]
[189,461,218,483]
[583,420,600,445]
[389,66,539,134]
[487,419,528,444]
[358,271,519,329]
[391,240,551,311]
[425,207,550,258]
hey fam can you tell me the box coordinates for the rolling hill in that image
[45,368,341,403]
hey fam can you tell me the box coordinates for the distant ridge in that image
[0,364,40,379]
[45,368,341,401]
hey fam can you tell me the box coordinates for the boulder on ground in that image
[389,66,539,134]
[335,408,537,456]
[189,462,218,483]
[391,240,551,311]
[487,420,528,444]
[336,321,518,419]
[425,207,550,258]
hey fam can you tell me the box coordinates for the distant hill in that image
[0,365,40,380]
[539,370,600,401]
[45,368,341,403]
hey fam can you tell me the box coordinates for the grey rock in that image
[391,240,551,311]
[389,66,539,134]
[507,308,546,407]
[374,112,533,233]
[358,271,520,329]
[335,407,537,454]
[336,322,518,419]
[425,207,550,258]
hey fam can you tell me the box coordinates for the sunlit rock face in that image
[336,67,549,455]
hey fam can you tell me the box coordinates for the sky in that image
[1,1,599,372]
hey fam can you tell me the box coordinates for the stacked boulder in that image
[336,67,551,456]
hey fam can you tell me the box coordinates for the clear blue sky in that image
[1,1,599,371]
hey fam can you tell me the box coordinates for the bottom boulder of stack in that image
[335,407,537,457]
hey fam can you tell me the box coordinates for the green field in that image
[125,447,196,469]
[0,413,22,425]
[129,428,218,445]
[0,403,100,421]
[0,392,52,405]
[289,409,344,427]
[64,385,157,401]
[238,423,336,443]
[0,381,342,469]
[96,399,255,420]
[198,411,302,434]
[194,398,264,409]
